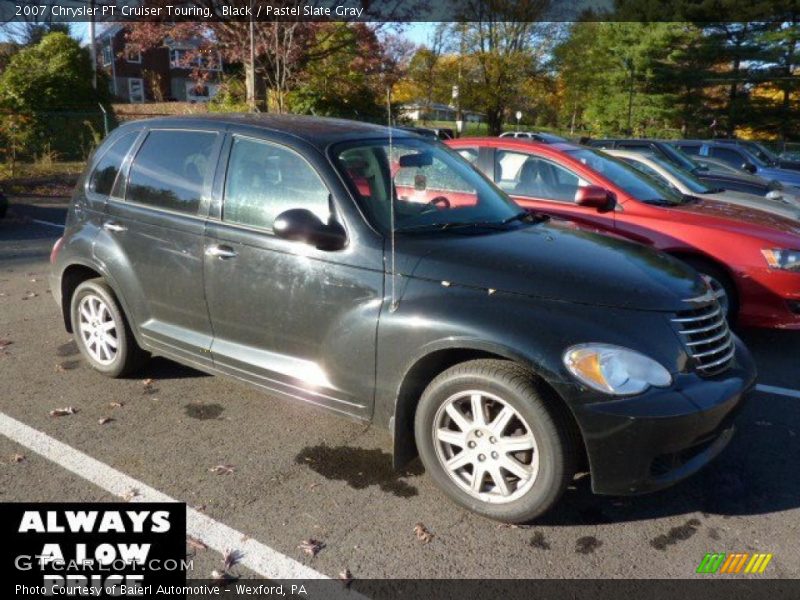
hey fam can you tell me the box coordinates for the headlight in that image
[563,344,672,396]
[761,249,800,271]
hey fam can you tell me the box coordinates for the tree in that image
[0,32,110,158]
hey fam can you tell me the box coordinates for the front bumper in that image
[737,267,800,330]
[558,338,757,496]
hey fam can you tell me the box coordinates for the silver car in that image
[605,149,800,220]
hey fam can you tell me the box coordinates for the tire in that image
[682,258,738,322]
[414,359,578,523]
[70,278,148,377]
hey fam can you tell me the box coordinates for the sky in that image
[18,21,436,47]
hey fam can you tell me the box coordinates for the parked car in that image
[604,149,800,217]
[587,139,792,199]
[51,115,756,522]
[447,137,800,329]
[399,126,453,140]
[670,140,800,188]
[500,131,568,143]
[688,156,797,199]
[713,139,800,172]
[585,138,703,174]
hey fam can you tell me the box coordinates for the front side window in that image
[710,146,747,168]
[126,130,217,215]
[334,138,520,232]
[496,150,587,203]
[223,137,330,230]
[88,132,139,197]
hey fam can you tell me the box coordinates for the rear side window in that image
[223,137,330,231]
[88,132,139,196]
[126,130,217,215]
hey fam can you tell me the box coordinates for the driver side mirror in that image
[575,185,616,212]
[273,209,346,251]
[741,162,757,174]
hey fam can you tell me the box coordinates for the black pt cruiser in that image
[50,115,756,522]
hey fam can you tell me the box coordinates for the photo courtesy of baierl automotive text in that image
[0,0,799,597]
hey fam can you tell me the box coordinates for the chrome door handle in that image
[205,244,237,259]
[103,222,127,233]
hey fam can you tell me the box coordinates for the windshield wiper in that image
[396,211,549,233]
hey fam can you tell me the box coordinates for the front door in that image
[491,149,616,233]
[99,128,221,365]
[203,134,382,419]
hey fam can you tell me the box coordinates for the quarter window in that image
[223,137,330,231]
[126,130,217,215]
[88,132,139,197]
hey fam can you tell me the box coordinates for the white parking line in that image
[31,219,65,229]
[756,384,800,399]
[0,411,359,587]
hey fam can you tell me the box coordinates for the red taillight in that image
[50,237,64,264]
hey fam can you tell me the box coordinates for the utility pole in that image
[88,0,97,90]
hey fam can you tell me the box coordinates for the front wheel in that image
[70,278,148,377]
[414,359,578,523]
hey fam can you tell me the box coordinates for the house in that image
[95,25,223,103]
[399,101,484,124]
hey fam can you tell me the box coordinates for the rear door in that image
[96,128,222,366]
[202,133,382,419]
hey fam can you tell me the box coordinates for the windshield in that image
[748,141,779,165]
[648,155,713,194]
[660,144,700,172]
[333,138,523,232]
[566,148,687,206]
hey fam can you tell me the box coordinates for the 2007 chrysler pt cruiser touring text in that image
[50,115,757,522]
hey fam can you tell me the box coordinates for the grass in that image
[0,161,85,197]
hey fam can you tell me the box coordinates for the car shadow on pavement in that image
[132,357,211,381]
[536,393,800,526]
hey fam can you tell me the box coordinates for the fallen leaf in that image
[209,464,236,475]
[22,291,38,300]
[30,278,39,283]
[98,417,114,425]
[49,406,78,417]
[120,488,139,502]
[339,568,353,587]
[109,402,124,408]
[211,569,228,581]
[414,522,434,544]
[222,548,242,571]
[0,339,12,350]
[142,378,154,387]
[10,453,26,464]
[186,536,208,551]
[193,504,207,513]
[298,539,324,557]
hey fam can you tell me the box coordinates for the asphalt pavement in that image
[1,197,798,581]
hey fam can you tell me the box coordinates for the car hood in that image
[672,197,800,238]
[395,219,706,311]
[698,190,800,221]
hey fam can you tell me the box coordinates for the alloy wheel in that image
[77,294,119,365]
[432,390,540,504]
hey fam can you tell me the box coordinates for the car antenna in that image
[387,87,399,313]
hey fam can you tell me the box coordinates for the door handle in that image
[206,244,237,259]
[103,222,127,233]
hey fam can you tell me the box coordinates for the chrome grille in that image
[672,301,734,376]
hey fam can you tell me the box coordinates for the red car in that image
[446,138,800,329]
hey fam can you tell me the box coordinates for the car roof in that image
[450,136,579,153]
[116,114,414,150]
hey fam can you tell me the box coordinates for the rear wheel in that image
[70,278,148,377]
[414,359,578,523]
